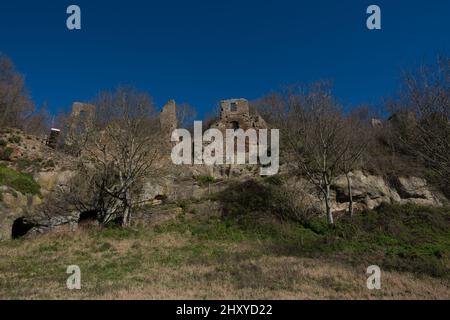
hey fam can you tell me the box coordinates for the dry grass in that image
[0,225,448,300]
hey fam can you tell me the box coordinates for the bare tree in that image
[23,103,51,136]
[176,102,197,131]
[281,82,349,226]
[66,87,164,226]
[57,107,93,156]
[389,56,450,196]
[250,92,285,124]
[0,53,35,129]
[203,105,220,130]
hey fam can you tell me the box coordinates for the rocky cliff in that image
[0,129,448,241]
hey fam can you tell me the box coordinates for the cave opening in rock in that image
[78,210,99,224]
[154,194,167,202]
[11,217,36,239]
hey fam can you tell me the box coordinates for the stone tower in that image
[160,100,177,146]
[211,98,267,131]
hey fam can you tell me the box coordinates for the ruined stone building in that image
[203,99,269,175]
[63,98,267,167]
[68,102,96,133]
[71,102,96,119]
[159,99,177,146]
[66,98,266,143]
[210,98,267,131]
[46,128,61,149]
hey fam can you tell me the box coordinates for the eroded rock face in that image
[0,206,22,241]
[142,181,166,202]
[0,169,77,240]
[0,185,38,240]
[332,171,445,210]
[396,177,444,207]
[333,171,399,210]
[26,212,79,237]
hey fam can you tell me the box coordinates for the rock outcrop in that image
[0,183,49,240]
[1,101,448,241]
[332,171,445,211]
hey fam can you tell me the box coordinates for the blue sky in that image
[0,0,448,117]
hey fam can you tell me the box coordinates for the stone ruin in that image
[71,102,96,119]
[156,98,269,177]
[159,97,268,142]
[45,102,95,150]
[210,98,267,131]
[62,102,97,149]
[46,128,61,149]
[159,99,177,146]
[371,118,383,129]
[65,98,265,141]
[370,112,418,130]
[61,98,268,165]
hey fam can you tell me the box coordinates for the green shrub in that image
[0,139,6,147]
[10,176,41,195]
[0,166,40,195]
[176,199,191,213]
[1,128,12,134]
[8,135,21,144]
[216,180,305,222]
[44,159,55,168]
[296,203,450,278]
[195,175,216,186]
[0,147,13,161]
[264,174,285,186]
[17,159,35,170]
[170,199,450,278]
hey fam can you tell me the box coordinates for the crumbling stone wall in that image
[160,100,177,133]
[160,100,177,148]
[64,102,96,150]
[211,98,267,131]
[205,99,268,175]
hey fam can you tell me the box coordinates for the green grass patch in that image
[154,203,450,278]
[0,165,41,195]
[271,203,450,278]
[194,175,216,186]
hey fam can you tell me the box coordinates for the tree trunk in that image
[102,198,122,225]
[122,189,131,227]
[346,172,353,218]
[323,175,334,226]
[122,206,131,227]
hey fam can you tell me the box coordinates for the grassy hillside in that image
[0,204,448,299]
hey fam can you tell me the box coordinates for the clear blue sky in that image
[0,0,449,117]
